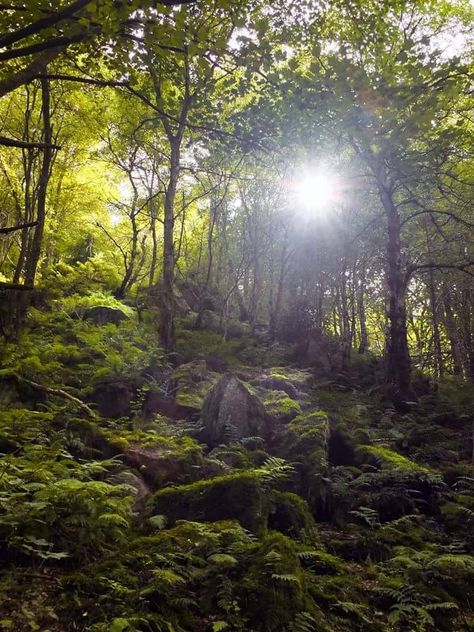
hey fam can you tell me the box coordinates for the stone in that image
[172,359,220,410]
[124,444,199,487]
[111,470,152,509]
[200,374,269,445]
[83,305,128,326]
[90,379,139,418]
[252,375,299,399]
[262,390,302,423]
[150,471,266,533]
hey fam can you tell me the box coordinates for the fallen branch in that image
[15,374,98,419]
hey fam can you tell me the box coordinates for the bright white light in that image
[294,169,339,215]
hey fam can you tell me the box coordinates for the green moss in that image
[263,390,302,421]
[269,490,318,541]
[175,327,241,367]
[59,291,134,317]
[172,359,220,409]
[270,367,313,389]
[357,445,433,474]
[243,532,311,626]
[149,471,266,533]
[102,428,201,457]
[279,411,329,508]
[286,411,329,464]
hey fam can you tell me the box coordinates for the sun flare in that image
[294,169,339,215]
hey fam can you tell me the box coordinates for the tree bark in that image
[442,283,463,376]
[24,76,52,286]
[160,138,180,351]
[375,166,413,399]
[357,263,368,354]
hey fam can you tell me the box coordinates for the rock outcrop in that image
[200,374,268,445]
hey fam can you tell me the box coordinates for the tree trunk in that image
[357,264,368,354]
[442,283,463,376]
[24,76,52,286]
[340,260,351,368]
[269,239,289,338]
[375,168,413,399]
[427,269,443,377]
[149,207,158,288]
[115,211,139,299]
[160,139,179,352]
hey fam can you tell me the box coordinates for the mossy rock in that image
[200,374,269,445]
[243,531,319,628]
[356,445,434,474]
[83,305,128,325]
[149,471,267,533]
[280,410,329,508]
[268,490,318,542]
[172,359,220,409]
[175,327,242,367]
[285,411,329,468]
[252,374,300,398]
[270,367,314,391]
[97,428,204,487]
[262,390,302,423]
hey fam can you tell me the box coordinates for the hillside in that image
[1,1,474,630]
[0,294,473,632]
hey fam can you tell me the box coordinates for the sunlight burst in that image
[294,169,339,215]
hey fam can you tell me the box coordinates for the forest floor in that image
[0,293,473,632]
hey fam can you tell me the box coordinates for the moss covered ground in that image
[0,294,473,631]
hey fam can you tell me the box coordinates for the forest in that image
[0,0,473,630]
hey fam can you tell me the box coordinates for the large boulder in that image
[200,374,268,445]
[83,305,128,326]
[149,471,266,533]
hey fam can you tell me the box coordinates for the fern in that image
[271,573,301,587]
[257,456,295,487]
[290,612,317,632]
[349,506,380,528]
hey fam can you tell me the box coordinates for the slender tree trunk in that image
[357,264,368,354]
[160,139,180,352]
[149,208,158,288]
[269,239,289,338]
[459,284,474,382]
[442,283,463,376]
[24,76,52,286]
[375,167,413,399]
[115,211,139,299]
[340,260,351,368]
[427,269,443,377]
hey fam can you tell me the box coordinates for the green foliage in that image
[1,296,163,390]
[0,435,132,561]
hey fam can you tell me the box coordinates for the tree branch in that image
[0,134,61,150]
[0,33,85,62]
[0,46,63,97]
[0,0,91,49]
[0,220,38,234]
